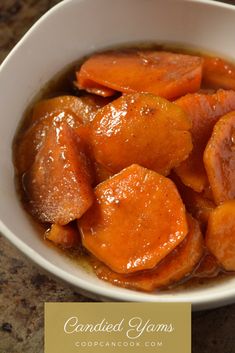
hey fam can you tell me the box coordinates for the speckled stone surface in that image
[1,1,235,352]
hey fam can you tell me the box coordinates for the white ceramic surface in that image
[0,0,235,310]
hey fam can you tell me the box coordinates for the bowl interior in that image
[0,0,235,310]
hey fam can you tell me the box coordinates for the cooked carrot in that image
[92,215,204,291]
[203,56,235,90]
[14,110,81,176]
[194,252,220,278]
[78,164,188,274]
[75,76,116,97]
[91,93,192,175]
[46,224,81,248]
[206,201,235,271]
[77,50,202,99]
[204,111,235,205]
[175,90,235,192]
[23,122,94,225]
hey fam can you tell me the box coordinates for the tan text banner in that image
[45,302,191,353]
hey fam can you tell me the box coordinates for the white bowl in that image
[0,0,235,310]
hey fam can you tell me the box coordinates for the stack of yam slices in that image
[14,49,235,291]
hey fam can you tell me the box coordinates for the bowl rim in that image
[1,0,235,310]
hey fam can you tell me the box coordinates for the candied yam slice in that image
[204,111,235,204]
[23,122,94,225]
[32,95,84,124]
[78,164,188,274]
[77,50,202,100]
[75,76,116,97]
[91,93,192,175]
[206,201,235,271]
[194,252,220,278]
[14,110,80,176]
[32,94,110,125]
[203,56,235,90]
[46,224,81,248]
[73,125,114,186]
[92,215,204,291]
[171,173,215,231]
[175,90,235,192]
[186,193,215,231]
[74,94,112,124]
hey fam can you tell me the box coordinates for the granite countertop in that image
[1,1,235,352]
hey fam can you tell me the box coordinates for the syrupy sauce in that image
[12,42,235,292]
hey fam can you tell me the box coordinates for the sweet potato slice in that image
[91,93,192,175]
[77,50,202,99]
[78,164,188,274]
[32,94,110,125]
[194,252,220,278]
[92,215,204,291]
[74,94,112,124]
[14,110,80,176]
[206,201,235,271]
[31,96,84,124]
[14,97,88,175]
[203,56,235,90]
[46,224,81,248]
[175,90,235,192]
[185,192,215,232]
[75,77,116,97]
[72,125,113,185]
[23,122,94,225]
[171,174,215,231]
[204,111,235,204]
